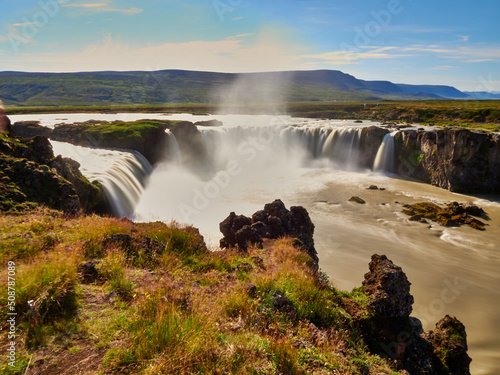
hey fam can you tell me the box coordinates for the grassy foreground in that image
[0,208,399,375]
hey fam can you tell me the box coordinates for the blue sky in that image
[0,0,499,90]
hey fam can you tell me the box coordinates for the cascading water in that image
[50,141,153,217]
[373,131,397,174]
[164,129,183,166]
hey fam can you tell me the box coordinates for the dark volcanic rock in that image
[402,202,487,231]
[51,155,105,213]
[219,212,252,249]
[363,254,413,318]
[394,128,500,194]
[425,315,471,375]
[78,260,101,284]
[234,225,263,250]
[360,254,471,374]
[219,199,318,270]
[0,135,82,213]
[271,290,297,323]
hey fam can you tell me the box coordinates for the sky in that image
[0,0,499,91]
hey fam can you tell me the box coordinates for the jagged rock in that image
[425,315,471,375]
[360,255,471,374]
[78,260,101,283]
[363,254,414,318]
[367,185,379,190]
[219,212,252,249]
[219,199,318,270]
[462,202,485,217]
[252,209,269,224]
[235,225,263,250]
[271,290,297,323]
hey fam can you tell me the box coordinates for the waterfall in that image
[164,129,183,165]
[50,140,153,218]
[373,131,397,174]
[52,120,370,220]
[278,126,364,169]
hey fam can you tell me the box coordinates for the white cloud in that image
[62,3,142,15]
[301,46,410,65]
[103,7,142,15]
[1,31,305,73]
[63,3,107,8]
[402,44,500,61]
[12,22,37,27]
[426,65,455,71]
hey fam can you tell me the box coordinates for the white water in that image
[50,141,152,217]
[44,114,500,374]
[373,131,397,173]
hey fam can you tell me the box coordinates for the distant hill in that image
[0,69,471,106]
[464,91,500,100]
[396,84,469,99]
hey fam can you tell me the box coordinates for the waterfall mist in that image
[212,72,294,114]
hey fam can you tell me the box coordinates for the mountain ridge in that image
[0,69,476,106]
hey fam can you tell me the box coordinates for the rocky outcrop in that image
[360,254,471,375]
[219,199,319,270]
[362,254,414,318]
[51,155,104,213]
[0,135,105,214]
[394,128,500,194]
[12,121,53,139]
[402,201,487,230]
[424,315,471,374]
